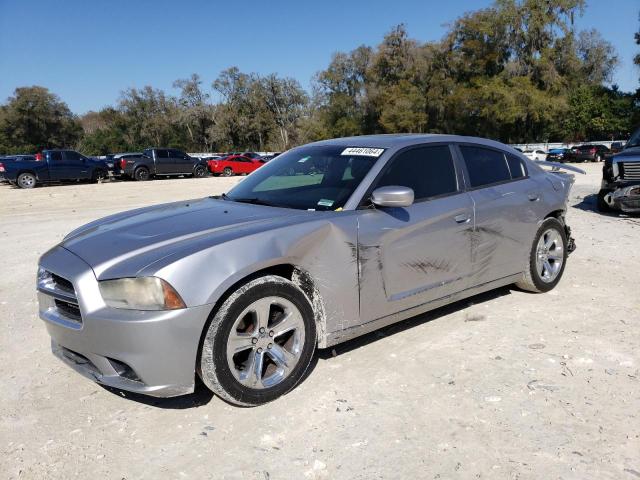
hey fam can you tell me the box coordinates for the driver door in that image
[357,144,474,323]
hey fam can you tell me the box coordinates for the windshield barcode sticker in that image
[341,147,385,157]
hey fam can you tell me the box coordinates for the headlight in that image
[99,277,186,310]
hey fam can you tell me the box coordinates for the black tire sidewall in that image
[528,218,568,292]
[194,165,206,177]
[223,167,233,176]
[135,168,149,181]
[597,190,612,212]
[18,173,36,188]
[203,279,316,405]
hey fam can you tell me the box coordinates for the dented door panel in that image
[357,192,474,323]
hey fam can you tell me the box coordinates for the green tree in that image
[0,86,82,153]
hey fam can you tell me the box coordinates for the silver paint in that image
[37,134,574,397]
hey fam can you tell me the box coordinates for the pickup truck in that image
[118,148,208,181]
[0,150,112,189]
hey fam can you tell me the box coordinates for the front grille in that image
[54,299,82,321]
[50,273,75,295]
[620,162,640,180]
[38,269,82,324]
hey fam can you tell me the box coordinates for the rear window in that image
[506,154,526,179]
[49,151,63,162]
[459,146,511,188]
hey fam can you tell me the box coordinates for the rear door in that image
[154,149,173,174]
[172,150,194,174]
[357,144,474,323]
[456,144,540,285]
[47,151,65,180]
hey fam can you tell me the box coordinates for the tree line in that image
[1,0,639,156]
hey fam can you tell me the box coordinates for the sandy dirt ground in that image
[1,165,638,480]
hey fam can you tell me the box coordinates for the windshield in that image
[225,145,381,210]
[627,127,640,148]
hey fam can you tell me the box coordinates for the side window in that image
[50,151,63,162]
[459,146,511,188]
[506,154,526,179]
[157,149,170,159]
[375,145,458,201]
[64,151,81,162]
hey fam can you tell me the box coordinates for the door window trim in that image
[452,143,529,192]
[357,143,464,209]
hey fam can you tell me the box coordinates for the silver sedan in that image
[37,135,576,405]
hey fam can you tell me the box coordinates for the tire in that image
[199,275,317,406]
[516,217,568,293]
[91,169,106,183]
[193,165,207,178]
[17,172,37,189]
[597,189,612,212]
[595,154,601,162]
[134,167,150,181]
[223,167,233,177]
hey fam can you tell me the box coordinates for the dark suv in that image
[566,144,610,163]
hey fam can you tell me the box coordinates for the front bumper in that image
[38,246,212,397]
[603,185,640,213]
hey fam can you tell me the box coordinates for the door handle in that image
[454,213,471,223]
[528,193,540,202]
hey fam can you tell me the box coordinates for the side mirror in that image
[371,186,414,208]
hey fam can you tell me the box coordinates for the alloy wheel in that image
[226,296,305,389]
[535,228,564,283]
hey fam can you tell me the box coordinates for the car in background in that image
[118,148,208,181]
[598,128,640,213]
[545,148,571,162]
[522,149,547,161]
[260,153,282,162]
[207,154,265,176]
[111,152,144,177]
[566,144,609,162]
[609,142,626,155]
[0,150,110,188]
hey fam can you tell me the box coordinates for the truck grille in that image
[38,269,82,324]
[620,162,640,181]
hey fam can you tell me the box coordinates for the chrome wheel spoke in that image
[240,350,264,388]
[535,228,565,283]
[227,333,255,353]
[272,310,303,338]
[267,344,296,375]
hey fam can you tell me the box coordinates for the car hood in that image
[61,197,318,278]
[613,146,640,163]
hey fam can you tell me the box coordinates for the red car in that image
[207,155,265,176]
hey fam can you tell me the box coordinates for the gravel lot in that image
[1,165,639,480]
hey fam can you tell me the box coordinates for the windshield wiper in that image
[229,197,283,207]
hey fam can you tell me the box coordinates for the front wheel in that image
[17,172,37,189]
[199,275,317,406]
[516,217,567,293]
[193,165,207,178]
[222,167,233,177]
[597,189,612,212]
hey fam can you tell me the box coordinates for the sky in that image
[0,0,638,114]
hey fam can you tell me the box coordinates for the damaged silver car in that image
[38,135,577,406]
[598,127,640,213]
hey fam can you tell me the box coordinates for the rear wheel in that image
[516,217,567,293]
[595,154,602,162]
[17,172,36,189]
[199,275,317,406]
[223,167,233,177]
[91,169,106,183]
[597,189,612,212]
[134,167,150,181]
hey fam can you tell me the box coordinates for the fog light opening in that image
[107,358,142,383]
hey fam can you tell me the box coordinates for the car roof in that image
[307,133,518,152]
